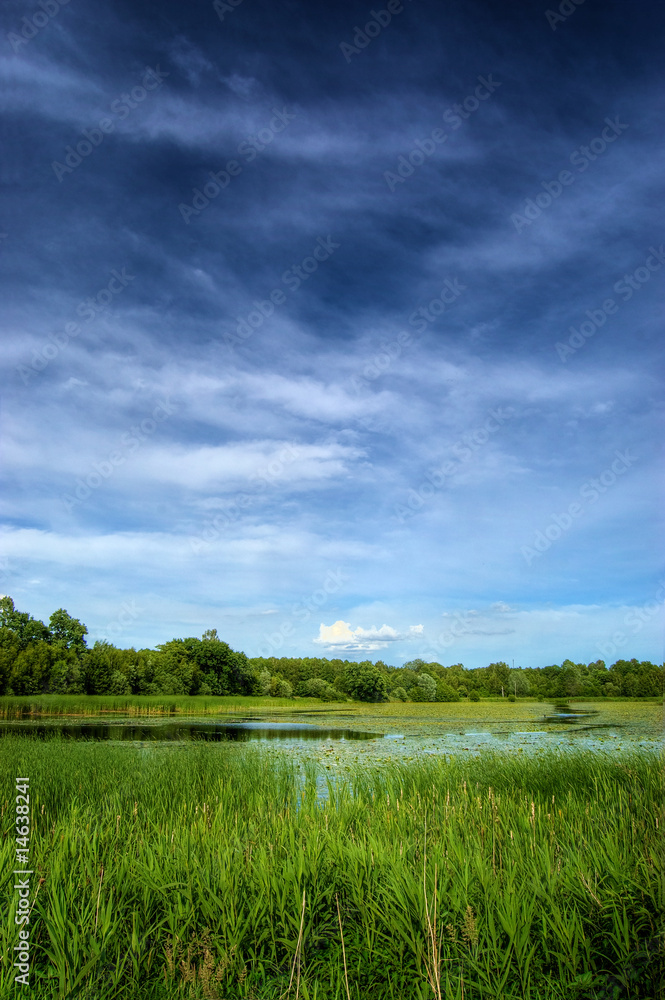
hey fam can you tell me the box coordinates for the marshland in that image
[2,695,662,1000]
[2,600,662,996]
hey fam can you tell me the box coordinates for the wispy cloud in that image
[2,0,662,665]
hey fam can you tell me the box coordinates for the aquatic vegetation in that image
[0,693,303,719]
[1,736,660,999]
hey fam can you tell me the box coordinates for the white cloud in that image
[313,620,424,651]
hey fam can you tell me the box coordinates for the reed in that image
[0,736,660,999]
[0,694,301,719]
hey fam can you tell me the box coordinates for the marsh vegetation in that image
[2,734,661,999]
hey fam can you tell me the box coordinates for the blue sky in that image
[1,0,663,667]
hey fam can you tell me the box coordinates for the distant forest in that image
[0,597,662,701]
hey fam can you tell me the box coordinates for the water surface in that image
[0,718,380,743]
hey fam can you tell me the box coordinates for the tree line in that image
[0,597,662,700]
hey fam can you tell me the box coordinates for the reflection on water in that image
[0,720,380,742]
[541,700,600,724]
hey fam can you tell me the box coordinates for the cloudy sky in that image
[1,0,663,667]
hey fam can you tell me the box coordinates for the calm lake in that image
[0,719,379,743]
[1,701,660,763]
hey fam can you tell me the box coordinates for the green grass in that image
[0,694,307,719]
[1,737,662,999]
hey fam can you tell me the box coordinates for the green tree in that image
[49,608,88,653]
[508,669,530,697]
[109,669,130,695]
[403,658,428,671]
[255,668,272,696]
[193,635,255,695]
[343,661,388,702]
[50,650,84,693]
[8,642,54,694]
[411,672,437,702]
[487,661,510,695]
[435,679,460,702]
[298,677,338,701]
[81,642,127,694]
[269,676,293,698]
[0,597,50,647]
[559,659,583,697]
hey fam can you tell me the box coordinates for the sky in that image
[1,0,663,668]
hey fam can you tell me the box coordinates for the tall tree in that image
[0,596,50,647]
[49,608,88,653]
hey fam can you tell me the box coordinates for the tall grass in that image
[1,737,661,999]
[0,694,304,719]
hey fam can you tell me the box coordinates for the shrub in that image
[410,673,437,702]
[255,669,272,696]
[299,678,338,701]
[435,680,460,702]
[392,686,407,702]
[469,690,480,702]
[269,676,293,698]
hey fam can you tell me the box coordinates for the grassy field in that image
[1,736,661,999]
